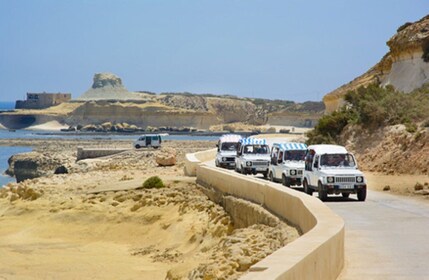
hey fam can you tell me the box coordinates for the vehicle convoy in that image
[235,138,270,177]
[302,144,367,201]
[268,142,307,187]
[215,134,242,169]
[134,134,162,149]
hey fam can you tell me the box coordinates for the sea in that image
[0,101,220,187]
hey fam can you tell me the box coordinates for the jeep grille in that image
[252,161,268,166]
[297,170,303,175]
[335,177,356,183]
[225,157,235,162]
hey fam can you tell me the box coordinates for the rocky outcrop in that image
[341,124,429,175]
[7,152,66,182]
[324,15,429,113]
[78,73,144,101]
[155,148,177,166]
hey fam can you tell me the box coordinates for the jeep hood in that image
[282,161,305,169]
[319,168,364,176]
[218,151,237,157]
[242,154,270,161]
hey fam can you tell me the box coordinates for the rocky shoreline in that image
[0,137,300,279]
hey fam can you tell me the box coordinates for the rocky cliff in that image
[78,73,147,101]
[0,72,324,130]
[324,15,429,113]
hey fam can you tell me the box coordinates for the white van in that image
[235,138,270,177]
[215,134,242,169]
[134,134,162,149]
[268,142,307,187]
[302,144,367,201]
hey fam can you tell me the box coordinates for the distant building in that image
[15,92,71,109]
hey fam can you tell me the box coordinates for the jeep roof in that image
[273,142,307,151]
[239,138,267,145]
[307,144,348,154]
[219,134,242,143]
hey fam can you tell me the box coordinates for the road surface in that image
[326,190,429,280]
[207,156,429,279]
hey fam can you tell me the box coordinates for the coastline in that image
[0,136,299,279]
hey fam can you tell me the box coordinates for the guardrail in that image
[185,149,345,280]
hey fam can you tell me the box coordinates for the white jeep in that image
[302,144,367,201]
[235,138,270,177]
[268,142,307,187]
[215,134,242,169]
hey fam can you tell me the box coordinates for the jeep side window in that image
[278,151,283,164]
[305,149,315,171]
[313,155,319,169]
[271,147,279,165]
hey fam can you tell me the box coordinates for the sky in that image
[0,1,426,103]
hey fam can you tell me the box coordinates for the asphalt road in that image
[325,190,429,280]
[208,160,429,279]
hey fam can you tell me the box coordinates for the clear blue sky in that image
[0,1,426,102]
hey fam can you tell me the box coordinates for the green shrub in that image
[306,109,353,145]
[142,176,165,189]
[307,83,429,144]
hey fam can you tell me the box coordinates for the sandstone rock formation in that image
[156,148,177,166]
[324,15,429,113]
[0,71,323,130]
[7,152,66,182]
[78,72,144,100]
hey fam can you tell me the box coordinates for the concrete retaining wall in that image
[186,150,345,280]
[76,146,130,161]
[184,148,217,176]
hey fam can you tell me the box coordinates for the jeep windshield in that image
[221,142,239,151]
[243,144,269,154]
[284,150,306,161]
[320,153,356,168]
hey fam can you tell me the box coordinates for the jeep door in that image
[309,155,320,187]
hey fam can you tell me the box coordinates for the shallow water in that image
[0,146,32,187]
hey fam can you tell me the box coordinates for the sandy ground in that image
[26,120,69,131]
[365,172,429,197]
[0,138,299,280]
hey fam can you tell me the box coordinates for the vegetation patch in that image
[143,176,165,189]
[306,84,429,145]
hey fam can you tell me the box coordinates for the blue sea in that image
[0,100,220,186]
[0,128,218,187]
[0,101,15,111]
[0,146,32,187]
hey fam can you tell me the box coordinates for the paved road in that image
[207,158,429,279]
[325,190,429,280]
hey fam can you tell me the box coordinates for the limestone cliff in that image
[0,72,323,130]
[324,15,429,113]
[78,73,146,101]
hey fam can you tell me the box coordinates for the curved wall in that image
[186,150,345,280]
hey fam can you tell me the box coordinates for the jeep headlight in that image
[222,157,226,162]
[356,176,364,183]
[327,176,335,183]
[246,161,252,167]
[290,169,296,175]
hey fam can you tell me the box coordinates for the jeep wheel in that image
[269,172,274,182]
[215,160,219,167]
[318,181,327,201]
[262,171,268,179]
[135,144,141,149]
[303,179,313,195]
[282,175,291,187]
[241,165,246,175]
[342,193,350,198]
[357,188,367,201]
